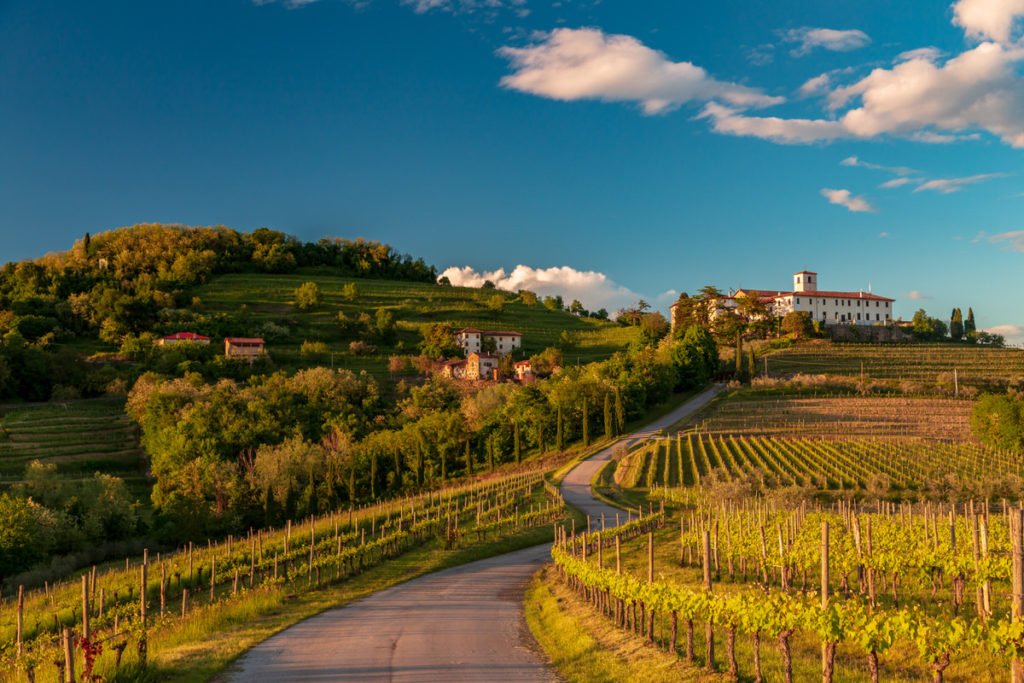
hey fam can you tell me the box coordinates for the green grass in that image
[0,397,146,494]
[190,271,638,376]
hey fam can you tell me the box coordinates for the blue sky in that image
[3,0,1024,341]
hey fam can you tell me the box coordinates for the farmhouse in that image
[437,352,500,381]
[513,359,535,382]
[453,328,522,356]
[158,332,210,345]
[225,337,265,360]
[671,270,895,332]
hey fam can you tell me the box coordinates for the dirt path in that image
[221,385,723,682]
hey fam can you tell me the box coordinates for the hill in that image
[189,270,638,376]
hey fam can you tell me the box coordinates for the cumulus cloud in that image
[820,188,877,212]
[953,0,1024,43]
[984,324,1024,345]
[904,290,931,299]
[987,229,1024,250]
[913,172,1007,193]
[439,264,642,313]
[878,231,890,237]
[782,27,871,56]
[498,28,784,114]
[698,41,1024,148]
[798,73,832,97]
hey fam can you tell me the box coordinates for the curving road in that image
[221,384,723,682]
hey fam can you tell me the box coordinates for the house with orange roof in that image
[453,328,522,356]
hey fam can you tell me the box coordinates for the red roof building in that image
[158,332,210,345]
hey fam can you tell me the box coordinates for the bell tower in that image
[793,270,817,293]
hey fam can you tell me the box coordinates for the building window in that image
[796,298,800,304]
[857,313,861,320]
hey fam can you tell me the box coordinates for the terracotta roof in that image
[162,332,210,341]
[442,359,467,367]
[793,270,818,275]
[514,360,532,367]
[454,328,482,334]
[225,337,265,344]
[469,352,499,359]
[782,291,895,302]
[483,330,521,336]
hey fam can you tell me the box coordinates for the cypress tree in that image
[393,446,401,490]
[735,332,744,379]
[513,421,521,463]
[415,436,424,485]
[464,440,473,475]
[582,396,589,447]
[747,348,756,379]
[440,446,446,480]
[556,405,564,451]
[604,393,613,440]
[950,308,964,341]
[83,231,91,256]
[370,453,377,498]
[537,422,545,453]
[488,434,495,470]
[965,308,977,338]
[614,387,624,433]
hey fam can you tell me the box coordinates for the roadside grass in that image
[526,566,695,682]
[190,271,638,377]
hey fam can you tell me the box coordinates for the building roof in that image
[483,330,521,336]
[455,328,483,334]
[162,332,210,341]
[468,352,499,360]
[793,270,818,275]
[225,337,265,344]
[783,291,895,302]
[514,360,532,367]
[441,359,467,367]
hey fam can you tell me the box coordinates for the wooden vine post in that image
[140,558,149,666]
[81,575,90,641]
[1011,508,1024,683]
[703,529,715,672]
[62,627,75,683]
[16,585,23,658]
[821,521,831,683]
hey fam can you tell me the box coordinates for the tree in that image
[437,276,451,286]
[594,308,609,321]
[341,283,359,302]
[639,312,670,346]
[971,393,1024,450]
[419,323,462,358]
[911,309,946,341]
[520,290,538,307]
[950,308,964,341]
[781,311,813,339]
[482,280,496,289]
[486,294,505,313]
[568,299,586,317]
[294,281,323,311]
[375,308,396,343]
[965,307,977,338]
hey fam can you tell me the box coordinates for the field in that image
[687,396,974,441]
[763,341,1024,385]
[615,432,1016,493]
[190,271,639,376]
[541,499,1020,682]
[0,398,146,495]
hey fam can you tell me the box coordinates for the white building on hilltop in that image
[453,328,522,356]
[736,271,894,324]
[670,270,895,331]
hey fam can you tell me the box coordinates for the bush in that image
[301,340,329,357]
[349,340,376,356]
[294,281,323,311]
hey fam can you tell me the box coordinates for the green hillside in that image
[189,270,639,375]
[0,398,147,494]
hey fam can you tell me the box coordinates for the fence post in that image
[63,627,75,683]
[703,529,714,672]
[82,575,90,641]
[1010,509,1024,683]
[16,585,23,658]
[821,521,830,683]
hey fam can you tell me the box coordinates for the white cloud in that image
[913,172,1007,193]
[782,27,871,56]
[987,229,1024,250]
[498,28,784,114]
[798,73,832,97]
[252,0,320,7]
[439,264,642,313]
[840,155,918,175]
[879,177,920,188]
[878,231,890,237]
[983,324,1024,345]
[820,188,877,212]
[896,47,945,63]
[904,290,931,299]
[699,42,1024,148]
[953,0,1024,43]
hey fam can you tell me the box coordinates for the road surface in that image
[221,384,723,682]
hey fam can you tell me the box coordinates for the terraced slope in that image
[0,398,146,494]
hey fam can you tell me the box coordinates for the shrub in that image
[294,281,323,311]
[300,341,329,357]
[349,340,376,356]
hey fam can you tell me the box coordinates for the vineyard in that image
[0,468,567,682]
[688,396,973,441]
[615,433,1018,494]
[550,498,1024,681]
[763,342,1024,385]
[0,399,145,495]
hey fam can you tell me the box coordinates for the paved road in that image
[221,384,723,682]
